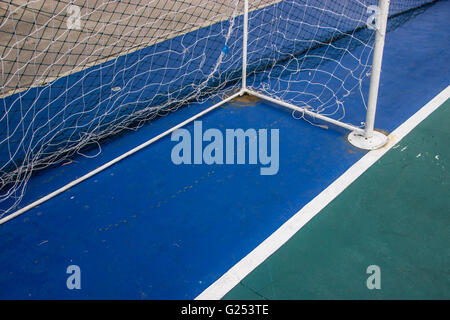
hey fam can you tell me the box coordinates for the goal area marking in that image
[196,85,450,300]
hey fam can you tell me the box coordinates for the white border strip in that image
[196,85,450,300]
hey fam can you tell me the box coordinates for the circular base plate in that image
[348,130,388,150]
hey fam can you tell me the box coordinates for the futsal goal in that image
[0,0,438,220]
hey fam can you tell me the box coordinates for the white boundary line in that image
[196,85,450,300]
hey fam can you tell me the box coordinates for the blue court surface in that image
[0,1,449,299]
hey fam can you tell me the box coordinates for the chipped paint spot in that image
[226,93,261,108]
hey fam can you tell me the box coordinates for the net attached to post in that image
[245,0,438,126]
[0,0,438,218]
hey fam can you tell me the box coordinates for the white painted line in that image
[196,85,450,300]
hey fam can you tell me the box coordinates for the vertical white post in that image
[242,0,249,91]
[364,0,390,138]
[348,0,390,150]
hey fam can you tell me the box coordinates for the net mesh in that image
[246,0,437,123]
[0,0,438,217]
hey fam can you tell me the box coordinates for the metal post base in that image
[348,130,388,150]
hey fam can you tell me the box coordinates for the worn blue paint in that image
[0,1,448,299]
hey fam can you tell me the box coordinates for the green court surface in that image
[224,99,450,300]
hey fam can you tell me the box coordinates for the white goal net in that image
[0,0,438,218]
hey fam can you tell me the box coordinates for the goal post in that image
[0,0,439,220]
[348,0,391,150]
